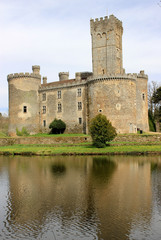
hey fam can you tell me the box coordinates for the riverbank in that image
[0,133,161,156]
[0,143,161,156]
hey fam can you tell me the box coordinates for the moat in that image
[0,155,161,240]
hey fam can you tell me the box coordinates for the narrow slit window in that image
[42,93,46,101]
[43,120,46,127]
[58,91,61,99]
[142,93,145,100]
[78,102,82,110]
[79,118,82,124]
[58,103,62,112]
[23,106,27,113]
[77,88,81,97]
[43,106,46,114]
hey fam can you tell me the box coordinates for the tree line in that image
[148,81,161,132]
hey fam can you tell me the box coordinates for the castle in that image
[7,14,149,136]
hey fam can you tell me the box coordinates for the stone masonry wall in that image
[40,84,87,134]
[136,74,149,132]
[90,15,123,76]
[88,76,137,133]
[8,72,41,136]
[0,134,161,147]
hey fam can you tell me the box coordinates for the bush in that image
[49,118,66,134]
[16,127,29,136]
[89,114,117,148]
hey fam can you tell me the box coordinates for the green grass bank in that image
[0,132,161,156]
[0,143,161,156]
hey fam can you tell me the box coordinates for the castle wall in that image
[136,72,149,132]
[39,81,87,133]
[7,15,149,135]
[88,76,137,133]
[8,71,41,136]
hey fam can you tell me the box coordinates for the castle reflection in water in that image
[0,155,161,239]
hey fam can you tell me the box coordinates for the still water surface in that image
[0,155,161,240]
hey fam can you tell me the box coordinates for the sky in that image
[0,0,161,114]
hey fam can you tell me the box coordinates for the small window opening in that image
[43,106,46,114]
[102,69,105,74]
[142,93,145,100]
[77,88,81,97]
[58,103,62,112]
[58,91,61,99]
[43,120,46,127]
[99,109,102,113]
[23,106,27,113]
[79,118,82,124]
[78,102,82,110]
[42,93,46,101]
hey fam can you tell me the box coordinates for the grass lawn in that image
[31,133,89,137]
[0,144,161,155]
[0,132,7,138]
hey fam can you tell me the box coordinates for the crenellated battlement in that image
[90,14,122,33]
[7,65,41,81]
[137,70,148,79]
[7,72,41,81]
[126,71,148,79]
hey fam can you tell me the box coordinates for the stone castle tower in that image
[90,15,123,76]
[7,14,149,136]
[7,66,41,135]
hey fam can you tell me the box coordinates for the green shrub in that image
[89,114,117,148]
[16,127,29,136]
[49,118,66,134]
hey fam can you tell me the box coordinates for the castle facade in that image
[7,15,149,136]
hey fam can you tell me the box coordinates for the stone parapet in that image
[87,74,137,83]
[90,15,122,33]
[137,70,148,79]
[7,72,41,81]
[39,79,87,92]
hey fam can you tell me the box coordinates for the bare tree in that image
[148,81,159,114]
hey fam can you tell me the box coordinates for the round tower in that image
[59,72,69,81]
[88,75,138,134]
[136,70,149,132]
[7,66,41,136]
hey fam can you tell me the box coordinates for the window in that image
[78,102,82,110]
[77,88,81,97]
[43,120,46,127]
[58,90,61,99]
[142,93,145,100]
[79,118,82,124]
[58,103,62,112]
[98,109,102,113]
[42,93,46,101]
[23,106,27,113]
[43,106,46,114]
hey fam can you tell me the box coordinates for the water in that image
[0,155,161,240]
